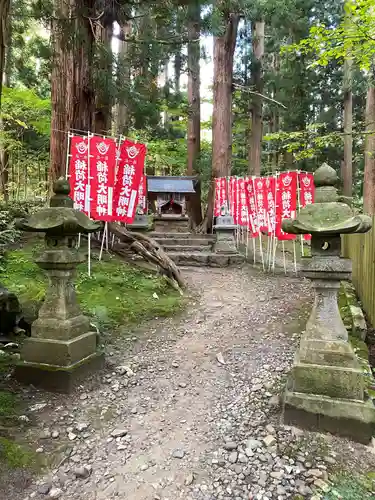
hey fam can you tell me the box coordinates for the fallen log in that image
[108,223,185,292]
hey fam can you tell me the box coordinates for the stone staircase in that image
[150,232,244,267]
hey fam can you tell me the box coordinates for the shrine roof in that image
[147,176,197,194]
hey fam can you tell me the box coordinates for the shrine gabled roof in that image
[147,176,197,194]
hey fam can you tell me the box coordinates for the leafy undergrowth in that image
[324,472,375,499]
[2,242,183,332]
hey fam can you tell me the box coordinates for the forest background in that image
[0,0,374,231]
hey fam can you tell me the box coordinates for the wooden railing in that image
[342,222,375,328]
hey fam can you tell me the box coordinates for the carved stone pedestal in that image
[15,179,103,392]
[281,164,375,443]
[213,215,237,254]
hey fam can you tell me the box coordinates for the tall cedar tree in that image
[187,0,202,226]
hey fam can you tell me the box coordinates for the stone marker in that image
[281,163,375,443]
[14,178,103,392]
[213,215,237,254]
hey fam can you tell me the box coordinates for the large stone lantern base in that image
[282,255,375,443]
[15,245,104,393]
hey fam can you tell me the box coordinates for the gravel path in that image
[15,266,375,500]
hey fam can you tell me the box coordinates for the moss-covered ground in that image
[0,240,184,474]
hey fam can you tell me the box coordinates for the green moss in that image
[324,473,374,499]
[0,438,36,469]
[0,391,17,420]
[2,243,183,331]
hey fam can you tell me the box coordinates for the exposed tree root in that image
[108,223,185,292]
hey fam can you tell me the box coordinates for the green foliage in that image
[323,473,375,499]
[1,244,183,331]
[0,438,35,469]
[284,0,375,71]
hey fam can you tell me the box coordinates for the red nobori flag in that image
[229,177,238,223]
[113,139,147,223]
[138,173,147,214]
[264,176,277,236]
[245,178,259,237]
[69,135,90,214]
[254,177,267,232]
[89,136,117,221]
[214,177,228,216]
[238,177,248,226]
[275,171,298,241]
[299,172,314,241]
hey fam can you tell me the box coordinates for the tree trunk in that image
[94,22,114,134]
[201,10,238,231]
[0,0,11,200]
[186,0,202,227]
[364,85,375,214]
[50,0,96,184]
[49,0,73,184]
[115,21,131,136]
[342,59,353,197]
[0,0,10,107]
[249,20,265,176]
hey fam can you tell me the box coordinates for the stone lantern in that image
[281,163,375,443]
[15,178,103,392]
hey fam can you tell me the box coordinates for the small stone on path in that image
[172,449,185,459]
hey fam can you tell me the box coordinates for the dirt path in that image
[15,266,375,500]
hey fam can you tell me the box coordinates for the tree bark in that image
[94,22,114,134]
[115,21,131,135]
[0,0,11,200]
[249,20,265,176]
[201,10,238,231]
[342,58,353,198]
[364,85,375,214]
[0,0,10,107]
[186,0,202,227]
[49,0,73,184]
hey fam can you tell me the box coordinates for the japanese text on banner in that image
[238,178,248,226]
[69,136,90,214]
[264,176,276,236]
[214,177,228,216]
[113,140,147,223]
[254,177,267,232]
[275,171,298,241]
[245,178,259,237]
[298,172,314,241]
[229,177,238,224]
[89,136,117,221]
[138,174,147,214]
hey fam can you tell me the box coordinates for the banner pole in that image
[87,131,92,277]
[282,240,287,275]
[272,172,279,272]
[297,169,304,257]
[293,240,298,275]
[99,222,107,261]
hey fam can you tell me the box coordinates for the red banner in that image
[69,135,90,214]
[264,176,276,236]
[229,177,238,224]
[138,174,147,214]
[113,139,147,223]
[275,171,297,241]
[214,177,228,217]
[89,136,117,221]
[254,177,267,232]
[238,178,248,226]
[245,178,259,237]
[299,172,314,241]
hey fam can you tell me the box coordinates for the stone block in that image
[298,337,360,367]
[283,389,375,444]
[20,331,98,366]
[291,362,364,400]
[31,314,90,341]
[15,351,104,393]
[209,254,229,267]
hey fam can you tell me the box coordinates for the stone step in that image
[155,238,213,247]
[168,251,244,267]
[162,245,212,252]
[149,232,215,241]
